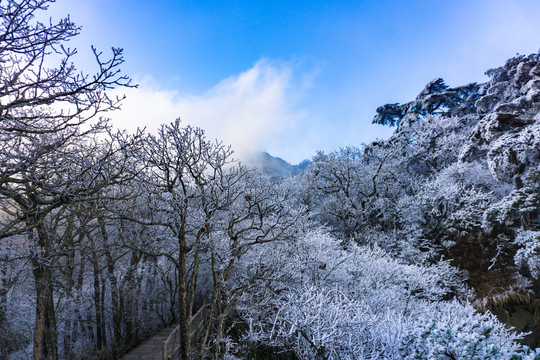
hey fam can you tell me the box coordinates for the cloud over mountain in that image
[110,59,308,160]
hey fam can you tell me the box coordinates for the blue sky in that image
[49,0,540,163]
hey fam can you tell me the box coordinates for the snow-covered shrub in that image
[484,188,539,230]
[400,301,525,360]
[486,124,540,183]
[395,172,494,260]
[235,230,528,359]
[243,284,533,360]
[245,285,395,359]
[514,230,540,278]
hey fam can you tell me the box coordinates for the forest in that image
[1,1,540,359]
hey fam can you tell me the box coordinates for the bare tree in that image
[197,171,301,359]
[0,1,136,358]
[121,119,235,360]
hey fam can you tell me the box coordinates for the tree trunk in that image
[509,148,531,230]
[0,255,10,359]
[124,249,142,346]
[90,236,105,350]
[178,224,190,360]
[100,217,121,356]
[62,233,75,359]
[32,223,58,360]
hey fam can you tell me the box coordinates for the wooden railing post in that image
[162,340,167,360]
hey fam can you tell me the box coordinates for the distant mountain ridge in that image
[246,152,311,178]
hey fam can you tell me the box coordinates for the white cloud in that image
[108,59,308,160]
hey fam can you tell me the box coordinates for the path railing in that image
[162,325,181,360]
[162,305,209,360]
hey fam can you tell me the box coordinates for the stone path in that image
[122,327,176,360]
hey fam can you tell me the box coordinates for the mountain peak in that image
[246,151,311,178]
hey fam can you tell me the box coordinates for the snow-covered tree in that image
[237,229,535,359]
[0,1,138,356]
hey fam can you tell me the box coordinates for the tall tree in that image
[0,1,135,358]
[123,120,234,360]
